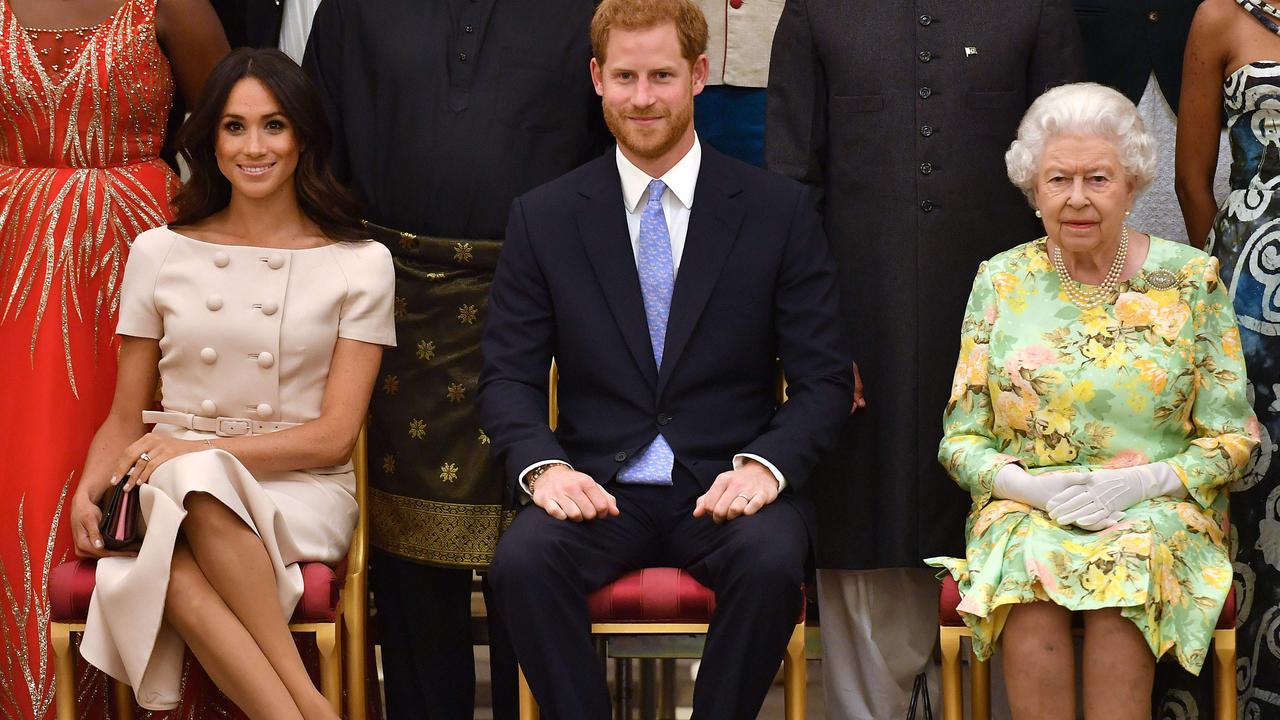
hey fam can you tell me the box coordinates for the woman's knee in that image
[181,492,242,538]
[165,545,215,626]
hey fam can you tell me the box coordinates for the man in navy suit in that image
[478,0,851,715]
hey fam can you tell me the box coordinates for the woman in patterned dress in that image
[0,0,225,717]
[1177,1,1280,716]
[927,83,1258,719]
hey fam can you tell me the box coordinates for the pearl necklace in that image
[1050,225,1129,309]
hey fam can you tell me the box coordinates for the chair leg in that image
[112,678,136,720]
[940,626,965,720]
[51,623,77,720]
[518,666,540,720]
[344,587,369,720]
[315,623,342,713]
[783,622,807,720]
[1213,629,1237,720]
[969,639,990,720]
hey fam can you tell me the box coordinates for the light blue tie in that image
[617,179,676,486]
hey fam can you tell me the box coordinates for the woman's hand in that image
[112,433,209,490]
[69,484,135,558]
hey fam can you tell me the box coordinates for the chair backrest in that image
[346,426,368,579]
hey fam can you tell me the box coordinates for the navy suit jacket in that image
[477,145,853,532]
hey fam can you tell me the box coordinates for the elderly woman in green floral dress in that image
[927,82,1259,720]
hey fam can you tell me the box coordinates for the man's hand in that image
[532,466,620,522]
[851,361,866,414]
[693,459,780,524]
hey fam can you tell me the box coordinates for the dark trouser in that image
[488,466,807,720]
[371,551,520,720]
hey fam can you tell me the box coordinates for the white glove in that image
[1047,462,1187,530]
[992,464,1089,511]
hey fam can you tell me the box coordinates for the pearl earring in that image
[1034,209,1042,218]
[1125,209,1131,217]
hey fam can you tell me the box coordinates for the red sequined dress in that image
[0,0,178,716]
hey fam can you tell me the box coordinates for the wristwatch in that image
[526,462,569,493]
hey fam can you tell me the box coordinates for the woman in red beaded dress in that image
[0,0,226,717]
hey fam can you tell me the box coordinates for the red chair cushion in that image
[49,558,342,623]
[588,568,716,623]
[938,574,1236,630]
[586,567,807,624]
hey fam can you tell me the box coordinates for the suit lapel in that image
[574,157,659,388]
[658,151,745,396]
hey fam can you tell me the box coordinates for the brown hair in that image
[590,0,709,66]
[169,48,364,240]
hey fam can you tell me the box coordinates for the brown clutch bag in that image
[97,472,141,550]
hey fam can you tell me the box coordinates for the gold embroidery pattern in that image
[394,296,408,320]
[382,374,399,395]
[439,462,459,483]
[477,428,490,445]
[0,0,177,397]
[382,454,396,475]
[408,418,427,439]
[453,242,473,263]
[398,232,415,250]
[0,475,70,718]
[370,488,516,568]
[457,304,478,325]
[416,339,435,361]
[446,382,466,403]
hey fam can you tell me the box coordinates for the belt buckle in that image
[215,417,252,437]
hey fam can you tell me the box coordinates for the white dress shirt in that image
[520,137,785,494]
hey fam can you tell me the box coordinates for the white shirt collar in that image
[616,135,701,214]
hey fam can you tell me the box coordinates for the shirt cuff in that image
[733,453,787,491]
[518,460,573,497]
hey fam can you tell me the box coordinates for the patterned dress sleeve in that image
[1162,256,1259,508]
[116,229,173,339]
[335,241,397,347]
[938,260,1020,507]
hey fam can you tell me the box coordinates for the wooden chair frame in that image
[516,364,805,718]
[938,623,1236,720]
[52,428,370,720]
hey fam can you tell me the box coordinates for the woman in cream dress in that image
[67,49,393,719]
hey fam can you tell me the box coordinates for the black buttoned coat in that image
[765,0,1084,569]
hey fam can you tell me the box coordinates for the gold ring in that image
[735,493,751,502]
[139,452,152,463]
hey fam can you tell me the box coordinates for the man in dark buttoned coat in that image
[479,0,851,716]
[766,1,1084,716]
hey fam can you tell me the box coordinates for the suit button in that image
[918,14,932,26]
[206,295,223,311]
[918,86,932,99]
[458,52,468,62]
[614,451,628,462]
[267,253,285,269]
[257,351,275,369]
[1147,10,1159,22]
[213,251,230,268]
[200,400,217,415]
[918,50,932,63]
[657,413,671,426]
[920,162,933,175]
[200,347,218,364]
[920,124,934,137]
[464,24,474,32]
[256,403,273,417]
[921,200,937,213]
[261,300,279,316]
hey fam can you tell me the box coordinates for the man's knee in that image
[488,511,572,595]
[722,521,806,594]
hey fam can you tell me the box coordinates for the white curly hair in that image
[1005,82,1157,206]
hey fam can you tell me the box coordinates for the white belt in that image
[143,410,301,437]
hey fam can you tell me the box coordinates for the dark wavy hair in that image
[169,48,363,240]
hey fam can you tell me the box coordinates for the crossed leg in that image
[164,492,336,720]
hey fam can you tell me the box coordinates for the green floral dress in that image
[925,237,1259,674]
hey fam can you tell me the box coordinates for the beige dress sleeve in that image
[116,228,175,339]
[334,240,397,347]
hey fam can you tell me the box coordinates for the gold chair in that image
[51,428,370,719]
[516,364,807,719]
